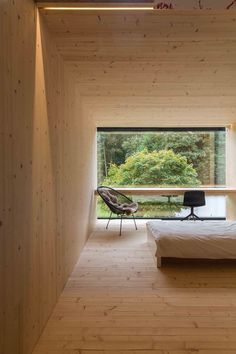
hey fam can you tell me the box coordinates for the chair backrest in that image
[97,186,133,214]
[183,190,206,207]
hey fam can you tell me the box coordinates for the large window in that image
[97,127,226,219]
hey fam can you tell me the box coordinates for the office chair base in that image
[181,212,203,221]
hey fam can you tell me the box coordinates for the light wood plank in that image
[33,224,236,353]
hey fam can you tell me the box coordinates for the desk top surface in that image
[95,187,236,195]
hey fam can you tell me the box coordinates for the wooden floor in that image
[33,220,236,354]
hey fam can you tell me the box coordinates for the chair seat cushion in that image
[108,201,138,215]
[98,187,138,215]
[119,202,138,215]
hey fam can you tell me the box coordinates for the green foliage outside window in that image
[103,150,199,187]
[97,129,226,218]
[97,130,225,187]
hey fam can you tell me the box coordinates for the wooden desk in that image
[95,187,236,196]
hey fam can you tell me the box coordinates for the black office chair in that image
[97,186,138,236]
[181,191,205,221]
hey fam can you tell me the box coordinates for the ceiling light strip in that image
[42,6,154,10]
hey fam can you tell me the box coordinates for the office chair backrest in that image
[183,191,206,207]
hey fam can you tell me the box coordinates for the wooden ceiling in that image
[40,9,236,125]
[37,1,236,10]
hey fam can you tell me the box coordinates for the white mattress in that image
[146,220,236,259]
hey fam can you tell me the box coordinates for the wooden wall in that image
[1,2,92,353]
[1,1,38,352]
[226,124,236,219]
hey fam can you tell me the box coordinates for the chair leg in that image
[119,215,123,236]
[192,213,203,221]
[181,207,203,221]
[132,214,138,230]
[106,211,112,229]
[181,212,192,221]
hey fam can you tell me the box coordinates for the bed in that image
[146,220,236,267]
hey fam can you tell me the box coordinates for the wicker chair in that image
[97,186,138,236]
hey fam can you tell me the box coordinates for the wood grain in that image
[33,222,236,353]
[95,187,236,196]
[40,10,236,126]
[36,0,236,11]
[2,3,236,354]
[1,3,92,353]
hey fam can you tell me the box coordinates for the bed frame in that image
[147,227,162,267]
[146,220,236,268]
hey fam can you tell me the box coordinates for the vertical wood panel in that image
[1,1,37,353]
[226,125,236,219]
[1,3,92,353]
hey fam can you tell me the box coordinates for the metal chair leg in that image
[119,215,123,236]
[132,214,138,230]
[181,210,203,221]
[192,213,203,221]
[181,212,191,221]
[106,211,112,229]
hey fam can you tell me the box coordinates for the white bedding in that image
[146,221,236,262]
